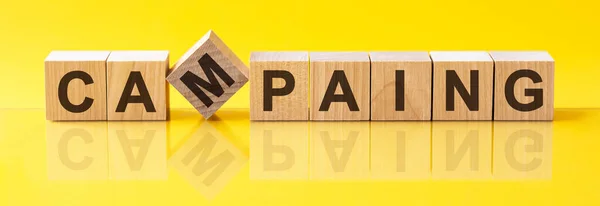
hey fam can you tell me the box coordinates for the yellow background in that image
[0,0,597,109]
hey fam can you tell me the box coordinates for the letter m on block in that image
[180,54,235,108]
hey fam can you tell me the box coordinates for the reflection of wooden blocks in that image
[490,51,554,120]
[370,122,431,179]
[45,121,107,180]
[45,51,110,121]
[167,30,249,119]
[107,51,169,121]
[370,52,432,120]
[310,52,370,121]
[310,122,370,179]
[250,52,309,120]
[493,122,552,179]
[249,122,309,179]
[108,122,167,180]
[431,122,492,179]
[430,51,493,120]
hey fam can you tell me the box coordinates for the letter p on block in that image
[167,30,249,119]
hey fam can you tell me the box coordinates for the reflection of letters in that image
[396,131,406,172]
[263,130,294,171]
[116,130,155,171]
[505,129,543,172]
[321,131,359,172]
[446,130,479,171]
[59,128,93,170]
[181,133,235,186]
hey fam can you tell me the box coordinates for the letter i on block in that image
[250,52,309,120]
[370,52,432,120]
[310,52,370,120]
[166,30,249,119]
[430,51,494,120]
[45,51,110,121]
[490,51,554,120]
[107,51,169,121]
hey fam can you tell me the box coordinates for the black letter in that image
[446,70,479,111]
[263,70,295,111]
[505,69,543,112]
[179,54,235,108]
[58,71,94,113]
[319,70,359,111]
[116,71,156,112]
[395,70,405,111]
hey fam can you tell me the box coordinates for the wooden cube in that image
[166,30,249,119]
[250,52,309,120]
[430,51,494,120]
[107,51,169,121]
[490,51,554,120]
[45,51,110,121]
[310,52,370,121]
[370,52,432,120]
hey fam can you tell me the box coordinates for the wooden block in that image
[430,51,494,120]
[490,51,554,120]
[107,51,169,121]
[166,30,249,119]
[310,52,370,121]
[370,52,432,120]
[250,52,309,120]
[45,51,110,121]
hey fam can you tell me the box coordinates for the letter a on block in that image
[167,30,249,119]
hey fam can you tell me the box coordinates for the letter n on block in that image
[250,52,309,120]
[167,30,249,119]
[45,51,110,121]
[430,51,494,120]
[490,51,554,120]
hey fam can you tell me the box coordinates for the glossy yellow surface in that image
[1,0,600,108]
[0,109,598,205]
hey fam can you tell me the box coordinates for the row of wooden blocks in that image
[251,51,554,121]
[44,30,553,121]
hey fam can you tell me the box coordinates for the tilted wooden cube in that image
[107,51,169,121]
[167,30,249,119]
[250,52,309,121]
[45,51,110,121]
[370,52,432,120]
[310,52,370,121]
[430,51,494,120]
[490,51,554,120]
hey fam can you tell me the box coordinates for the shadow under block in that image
[310,52,370,121]
[430,51,494,120]
[490,51,554,120]
[166,30,249,119]
[250,52,309,120]
[370,52,432,120]
[107,51,169,121]
[45,51,110,121]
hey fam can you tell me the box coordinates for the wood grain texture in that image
[166,30,249,119]
[250,52,309,120]
[370,52,432,120]
[490,51,554,120]
[310,52,370,121]
[430,51,493,120]
[107,51,169,121]
[45,51,110,121]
